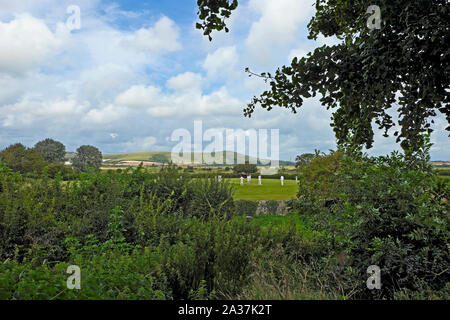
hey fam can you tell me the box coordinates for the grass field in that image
[103,152,170,161]
[229,178,297,201]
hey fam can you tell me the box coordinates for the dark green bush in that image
[185,176,235,220]
[305,145,450,299]
[47,163,76,180]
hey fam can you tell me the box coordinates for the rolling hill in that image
[101,151,295,166]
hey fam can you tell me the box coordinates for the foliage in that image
[198,0,450,153]
[232,163,258,176]
[34,138,66,163]
[195,0,238,40]
[185,176,235,220]
[0,143,47,175]
[234,200,258,216]
[295,153,316,169]
[236,245,354,300]
[72,145,102,172]
[1,148,448,300]
[303,144,450,299]
[297,150,343,201]
[47,163,76,180]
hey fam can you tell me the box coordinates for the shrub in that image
[297,150,343,201]
[47,163,76,180]
[185,176,235,220]
[310,145,450,299]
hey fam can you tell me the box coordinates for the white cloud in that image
[130,16,181,54]
[0,14,70,75]
[115,83,242,119]
[115,85,162,108]
[32,99,88,117]
[0,74,25,104]
[0,98,89,128]
[78,64,139,104]
[0,3,447,161]
[202,46,238,77]
[245,0,314,66]
[84,104,127,124]
[123,136,157,152]
[166,72,202,92]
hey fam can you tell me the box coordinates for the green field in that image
[229,178,297,200]
[103,152,170,161]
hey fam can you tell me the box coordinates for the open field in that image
[229,178,297,201]
[103,152,171,162]
[98,173,299,200]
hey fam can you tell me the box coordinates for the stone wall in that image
[255,200,289,215]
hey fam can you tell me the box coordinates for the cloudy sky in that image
[0,0,448,161]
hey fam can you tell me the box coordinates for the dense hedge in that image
[0,163,309,300]
[295,145,450,299]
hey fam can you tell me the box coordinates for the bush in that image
[185,176,235,220]
[233,163,258,176]
[47,163,76,180]
[297,150,343,201]
[307,145,450,299]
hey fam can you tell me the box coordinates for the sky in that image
[0,0,448,161]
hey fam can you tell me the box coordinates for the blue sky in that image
[0,0,448,161]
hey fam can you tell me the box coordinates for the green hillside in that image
[102,151,295,166]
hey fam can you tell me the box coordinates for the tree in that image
[197,0,449,153]
[34,138,66,163]
[72,145,102,172]
[295,153,316,169]
[0,143,47,174]
[232,163,258,176]
[196,0,238,41]
[297,150,343,201]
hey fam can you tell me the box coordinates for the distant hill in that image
[101,151,295,166]
[431,161,450,168]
